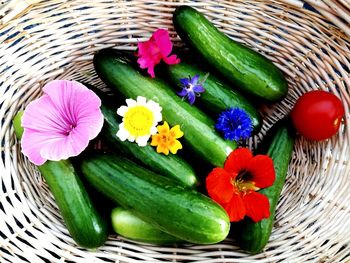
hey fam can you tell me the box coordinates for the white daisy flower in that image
[116,96,162,146]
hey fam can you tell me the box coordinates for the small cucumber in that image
[93,49,236,167]
[232,119,295,253]
[173,6,288,102]
[80,153,230,244]
[111,207,182,244]
[13,112,109,248]
[95,89,199,188]
[164,59,262,132]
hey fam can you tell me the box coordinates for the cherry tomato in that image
[290,90,344,141]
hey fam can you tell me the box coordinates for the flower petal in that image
[243,192,270,222]
[147,65,156,78]
[180,78,190,87]
[193,84,205,93]
[206,168,234,204]
[150,126,158,135]
[191,75,200,85]
[224,148,253,176]
[150,134,160,146]
[157,121,170,133]
[126,98,137,107]
[246,155,275,188]
[170,125,183,139]
[169,140,182,154]
[153,29,172,57]
[187,92,196,105]
[156,144,169,155]
[223,194,246,222]
[43,80,101,127]
[116,124,129,141]
[177,88,188,97]
[163,54,180,65]
[21,130,50,165]
[136,135,149,147]
[136,96,147,105]
[76,109,104,140]
[117,105,128,117]
[146,100,162,112]
[22,94,71,134]
[39,125,90,161]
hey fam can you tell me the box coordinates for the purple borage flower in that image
[215,108,253,141]
[177,74,206,105]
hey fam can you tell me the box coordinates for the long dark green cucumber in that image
[81,153,230,244]
[173,6,288,102]
[111,207,182,244]
[13,112,108,248]
[93,49,236,167]
[164,59,262,132]
[96,89,198,188]
[232,119,295,253]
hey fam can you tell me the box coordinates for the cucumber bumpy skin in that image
[173,6,288,102]
[232,119,295,253]
[13,111,109,249]
[81,153,230,244]
[93,49,236,167]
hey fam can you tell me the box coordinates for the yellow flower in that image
[151,121,184,155]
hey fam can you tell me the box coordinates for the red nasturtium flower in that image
[206,148,275,222]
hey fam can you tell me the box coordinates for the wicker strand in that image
[0,1,349,262]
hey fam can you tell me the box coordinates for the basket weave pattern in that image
[1,1,350,262]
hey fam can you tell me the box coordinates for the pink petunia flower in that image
[137,29,180,78]
[21,80,104,165]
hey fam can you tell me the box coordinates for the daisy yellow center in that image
[124,106,154,136]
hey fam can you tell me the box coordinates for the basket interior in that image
[1,1,350,262]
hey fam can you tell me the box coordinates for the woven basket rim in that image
[1,1,350,262]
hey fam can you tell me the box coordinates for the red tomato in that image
[291,90,344,141]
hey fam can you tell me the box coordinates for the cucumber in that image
[13,111,108,248]
[173,6,288,102]
[111,207,182,244]
[232,119,295,253]
[163,59,262,132]
[93,49,236,167]
[95,88,199,188]
[80,153,230,244]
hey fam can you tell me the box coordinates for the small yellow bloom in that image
[151,121,184,155]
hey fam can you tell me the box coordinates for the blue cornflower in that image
[215,108,253,141]
[177,74,205,104]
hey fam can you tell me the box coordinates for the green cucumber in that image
[232,119,295,253]
[164,59,262,132]
[93,49,236,167]
[13,111,108,248]
[111,207,182,244]
[96,89,198,188]
[173,6,288,102]
[80,153,230,244]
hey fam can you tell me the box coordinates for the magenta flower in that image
[137,29,180,78]
[21,80,104,165]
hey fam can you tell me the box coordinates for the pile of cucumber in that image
[13,6,295,253]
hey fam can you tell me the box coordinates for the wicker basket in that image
[1,0,350,262]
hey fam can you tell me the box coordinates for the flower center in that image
[124,106,154,136]
[233,170,259,193]
[186,83,193,91]
[161,134,169,143]
[65,124,76,135]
